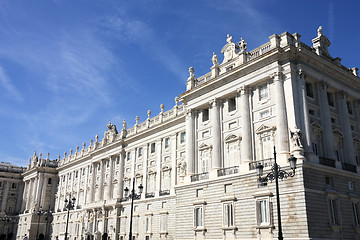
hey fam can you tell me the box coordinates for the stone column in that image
[98,160,105,201]
[170,133,177,188]
[185,108,195,175]
[76,172,81,206]
[16,181,24,212]
[297,71,312,154]
[210,98,222,170]
[239,86,252,163]
[318,82,336,160]
[115,150,125,200]
[83,166,89,205]
[142,144,149,197]
[272,72,290,157]
[32,175,39,210]
[0,181,10,212]
[88,163,96,203]
[107,156,115,199]
[155,139,162,195]
[338,92,356,165]
[21,180,29,212]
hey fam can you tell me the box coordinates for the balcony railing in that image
[319,157,336,168]
[249,158,274,170]
[342,163,357,173]
[191,172,209,182]
[217,166,239,177]
[159,190,170,196]
[145,192,155,198]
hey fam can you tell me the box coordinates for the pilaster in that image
[238,86,252,163]
[318,82,336,160]
[272,71,290,160]
[338,92,356,165]
[185,108,195,176]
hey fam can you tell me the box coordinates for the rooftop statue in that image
[239,37,247,53]
[122,119,127,130]
[107,120,118,134]
[212,52,219,66]
[317,26,323,37]
[226,34,233,43]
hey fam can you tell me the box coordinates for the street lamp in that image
[64,194,76,240]
[256,146,297,240]
[123,178,143,240]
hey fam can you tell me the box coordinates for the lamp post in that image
[64,194,76,240]
[256,147,297,240]
[123,178,143,240]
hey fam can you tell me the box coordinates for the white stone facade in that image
[10,28,360,240]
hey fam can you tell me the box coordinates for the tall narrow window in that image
[259,84,268,100]
[150,143,156,154]
[327,92,335,107]
[306,82,314,98]
[202,109,209,122]
[164,138,170,149]
[228,97,236,112]
[160,214,168,233]
[194,206,203,228]
[223,202,234,227]
[256,198,271,226]
[329,198,340,225]
[353,202,360,226]
[138,147,143,157]
[180,132,186,144]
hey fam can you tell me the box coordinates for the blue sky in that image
[0,0,359,167]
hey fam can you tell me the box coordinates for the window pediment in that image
[255,124,276,135]
[199,143,212,151]
[225,134,241,143]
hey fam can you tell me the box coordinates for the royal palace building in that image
[3,27,360,240]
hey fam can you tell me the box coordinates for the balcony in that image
[319,157,336,168]
[191,172,209,182]
[217,166,239,177]
[342,163,357,173]
[145,192,155,198]
[159,190,170,196]
[249,158,274,170]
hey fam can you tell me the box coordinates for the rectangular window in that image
[349,181,355,191]
[194,206,203,228]
[347,101,353,115]
[312,143,318,155]
[180,132,186,144]
[151,143,156,153]
[259,84,268,100]
[196,189,203,197]
[260,110,270,119]
[11,183,17,189]
[256,199,270,225]
[329,198,340,225]
[127,152,131,161]
[353,202,360,225]
[325,176,334,187]
[164,138,170,149]
[224,184,233,193]
[0,182,2,188]
[228,97,236,112]
[306,83,314,98]
[202,109,209,122]
[138,147,143,157]
[223,202,234,227]
[160,214,167,232]
[327,92,334,107]
[48,178,52,185]
[145,217,151,233]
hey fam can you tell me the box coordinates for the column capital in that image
[237,85,250,96]
[270,71,283,81]
[209,98,220,107]
[319,81,328,90]
[297,69,306,80]
[338,91,348,100]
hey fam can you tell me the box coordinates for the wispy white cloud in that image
[0,63,23,101]
[100,16,186,81]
